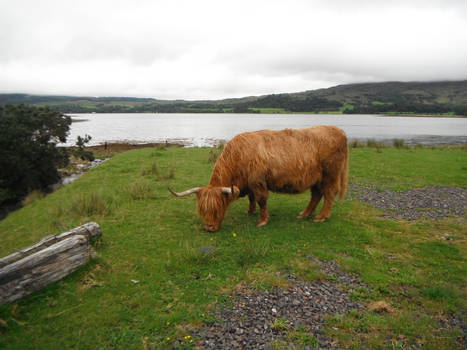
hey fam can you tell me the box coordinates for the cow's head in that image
[169,185,240,232]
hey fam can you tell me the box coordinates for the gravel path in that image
[350,184,467,220]
[192,257,367,349]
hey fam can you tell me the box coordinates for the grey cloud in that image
[1,0,467,99]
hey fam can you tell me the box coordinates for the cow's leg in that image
[257,198,269,226]
[247,192,256,214]
[297,185,323,219]
[255,190,269,226]
[314,181,337,222]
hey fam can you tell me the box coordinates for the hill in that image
[1,80,466,115]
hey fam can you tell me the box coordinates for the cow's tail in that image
[338,141,349,200]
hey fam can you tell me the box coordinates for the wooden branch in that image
[0,222,101,305]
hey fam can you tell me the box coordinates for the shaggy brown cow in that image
[169,125,348,232]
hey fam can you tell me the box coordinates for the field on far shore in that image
[0,144,466,349]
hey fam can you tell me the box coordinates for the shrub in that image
[127,179,156,200]
[71,191,111,217]
[350,140,365,148]
[393,139,406,149]
[140,159,175,180]
[140,159,159,177]
[375,142,385,153]
[158,165,175,180]
[207,143,224,163]
[207,149,218,163]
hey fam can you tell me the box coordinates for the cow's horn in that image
[221,187,232,194]
[168,187,200,197]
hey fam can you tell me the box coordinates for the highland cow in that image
[169,125,348,232]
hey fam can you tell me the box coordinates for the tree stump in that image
[0,222,101,305]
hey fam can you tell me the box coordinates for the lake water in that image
[66,113,467,147]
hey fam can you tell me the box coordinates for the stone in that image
[200,245,217,255]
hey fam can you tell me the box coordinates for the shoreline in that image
[81,137,466,152]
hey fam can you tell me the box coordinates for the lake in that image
[66,113,467,147]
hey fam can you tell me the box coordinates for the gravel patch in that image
[438,312,467,348]
[188,256,466,349]
[350,184,467,220]
[192,257,367,349]
[188,185,466,348]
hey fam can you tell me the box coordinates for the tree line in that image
[37,95,466,115]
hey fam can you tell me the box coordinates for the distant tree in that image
[232,105,251,113]
[73,134,94,161]
[0,104,71,203]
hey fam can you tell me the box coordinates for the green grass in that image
[0,146,466,349]
[350,146,467,190]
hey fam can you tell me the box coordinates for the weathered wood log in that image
[0,222,101,305]
[0,222,101,268]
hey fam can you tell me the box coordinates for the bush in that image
[70,191,111,217]
[0,105,71,203]
[127,179,156,200]
[393,139,406,149]
[140,159,160,177]
[207,149,218,163]
[350,140,365,148]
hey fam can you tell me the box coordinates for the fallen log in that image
[0,222,101,305]
[0,222,101,268]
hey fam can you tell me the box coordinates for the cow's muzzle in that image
[205,224,219,232]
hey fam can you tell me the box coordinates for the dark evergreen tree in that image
[0,104,71,202]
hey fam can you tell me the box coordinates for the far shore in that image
[67,111,467,118]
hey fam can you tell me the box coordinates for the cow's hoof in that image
[257,220,268,227]
[247,210,257,215]
[297,213,309,219]
[313,217,327,222]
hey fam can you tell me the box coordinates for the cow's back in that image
[211,126,347,195]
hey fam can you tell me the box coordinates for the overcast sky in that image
[1,0,466,100]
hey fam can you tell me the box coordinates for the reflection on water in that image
[66,113,467,147]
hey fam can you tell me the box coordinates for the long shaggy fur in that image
[211,126,348,194]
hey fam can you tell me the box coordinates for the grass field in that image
[0,146,466,349]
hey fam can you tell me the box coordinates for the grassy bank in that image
[0,146,466,349]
